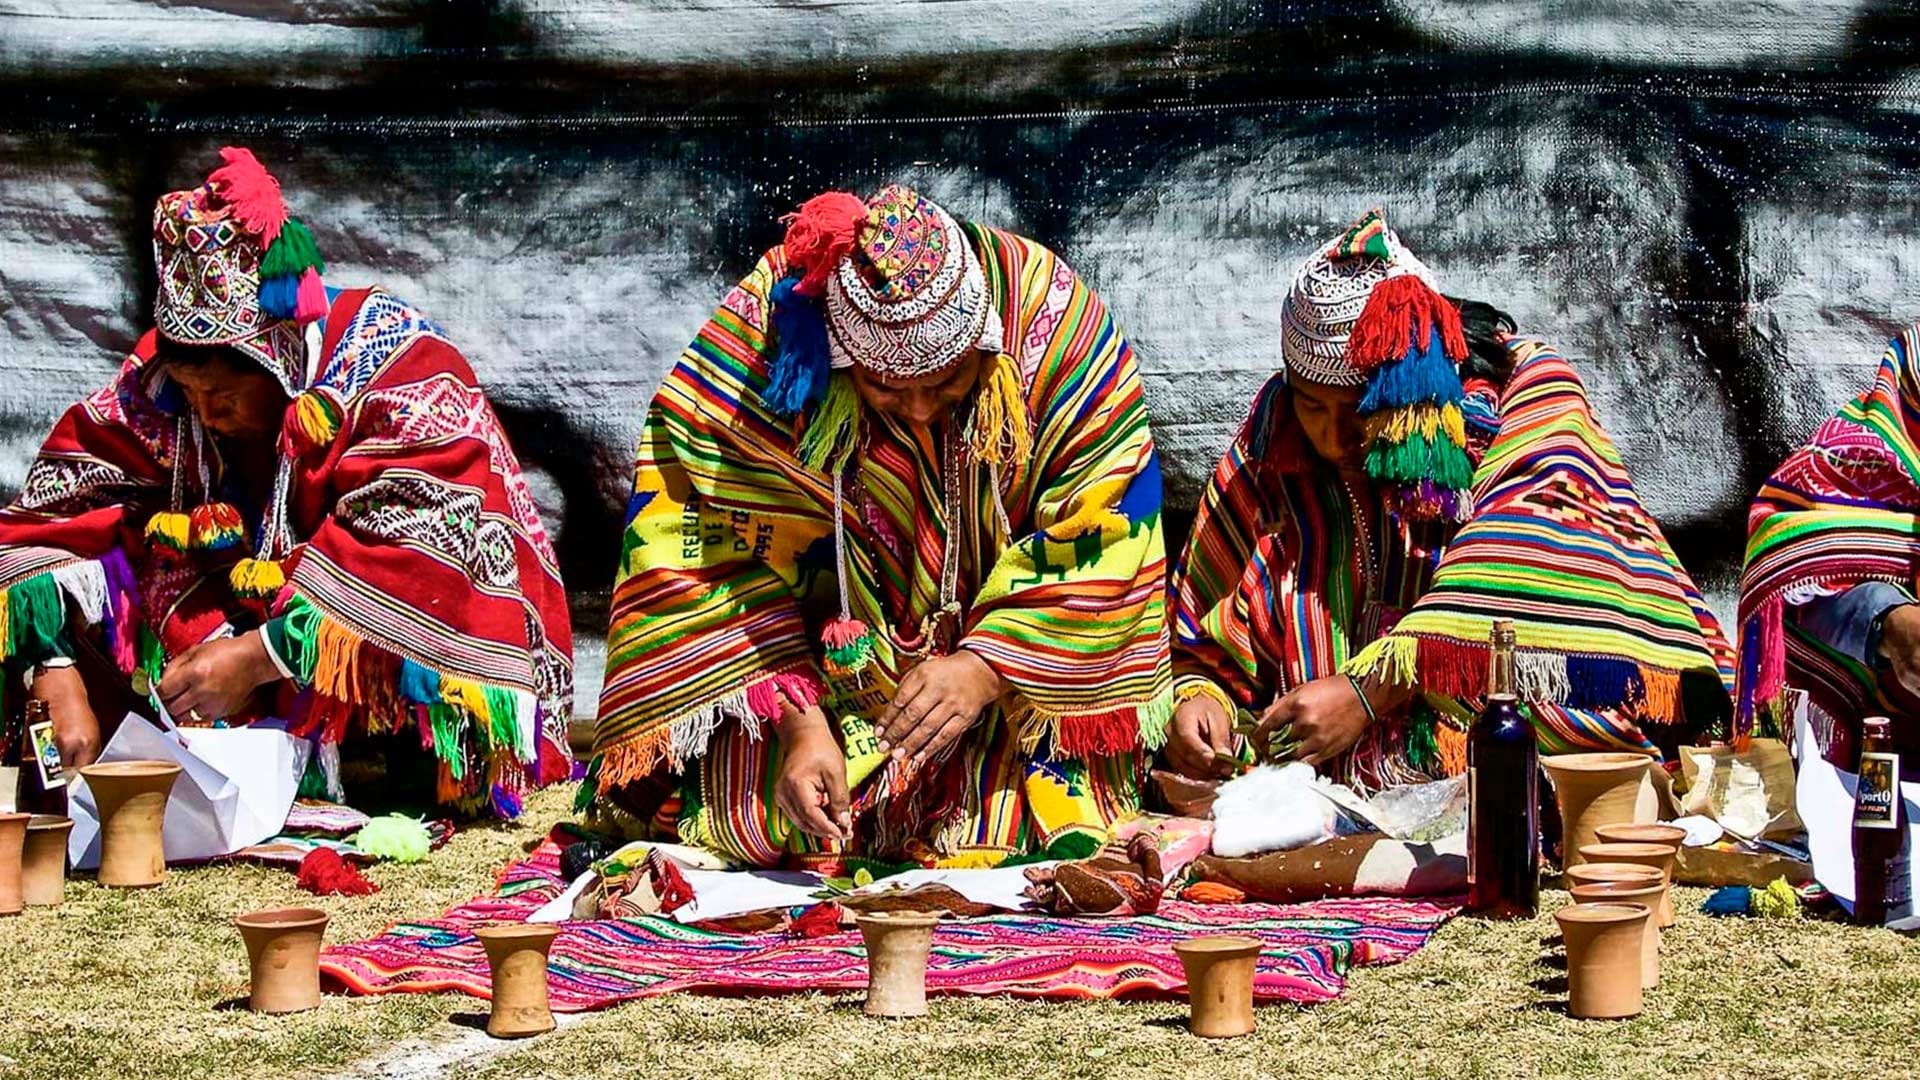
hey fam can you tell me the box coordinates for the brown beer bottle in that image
[1852,716,1908,926]
[1467,619,1539,917]
[16,698,68,815]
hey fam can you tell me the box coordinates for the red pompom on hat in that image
[206,147,289,245]
[781,191,868,297]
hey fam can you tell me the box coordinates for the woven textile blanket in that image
[320,840,1457,1008]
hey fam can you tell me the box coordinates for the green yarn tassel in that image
[481,685,518,755]
[1365,431,1474,489]
[1406,709,1438,771]
[797,372,860,474]
[350,814,434,863]
[261,218,326,279]
[7,572,66,663]
[427,705,464,779]
[277,592,324,685]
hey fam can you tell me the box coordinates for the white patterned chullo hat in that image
[822,184,1003,379]
[1280,208,1439,387]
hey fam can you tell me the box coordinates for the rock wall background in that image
[7,0,1920,710]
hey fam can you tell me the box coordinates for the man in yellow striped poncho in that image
[590,185,1170,873]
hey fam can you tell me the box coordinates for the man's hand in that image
[877,649,1005,764]
[774,708,852,842]
[1880,604,1920,700]
[1257,674,1375,767]
[32,665,100,769]
[156,633,281,724]
[1166,692,1237,780]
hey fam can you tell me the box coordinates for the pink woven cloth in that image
[321,838,1458,1010]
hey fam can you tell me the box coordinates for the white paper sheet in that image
[1792,705,1920,928]
[844,863,1058,912]
[529,871,599,924]
[68,713,301,869]
[669,868,826,923]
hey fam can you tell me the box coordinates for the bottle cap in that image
[1864,716,1893,736]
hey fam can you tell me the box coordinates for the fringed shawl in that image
[594,224,1171,794]
[1738,325,1920,763]
[1171,338,1733,790]
[0,288,573,813]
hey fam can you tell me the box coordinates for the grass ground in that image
[1,785,1914,1080]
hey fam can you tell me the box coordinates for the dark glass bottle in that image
[16,698,68,815]
[1852,716,1908,926]
[1467,619,1539,918]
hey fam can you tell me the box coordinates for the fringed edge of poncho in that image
[1342,632,1690,726]
[1017,688,1173,758]
[0,548,140,675]
[273,590,565,818]
[590,666,827,797]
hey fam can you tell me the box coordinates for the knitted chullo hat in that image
[1280,208,1471,521]
[765,184,1029,681]
[143,148,329,593]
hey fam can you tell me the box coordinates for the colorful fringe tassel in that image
[283,388,345,458]
[144,510,193,553]
[968,351,1033,469]
[820,615,874,679]
[1351,273,1473,523]
[796,373,860,474]
[229,557,286,601]
[766,276,832,417]
[1342,633,1688,725]
[189,502,246,551]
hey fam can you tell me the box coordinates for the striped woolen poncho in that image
[1171,339,1734,791]
[593,224,1171,797]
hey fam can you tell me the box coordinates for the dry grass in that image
[1,786,1916,1080]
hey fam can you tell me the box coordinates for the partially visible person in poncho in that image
[1739,325,1920,771]
[0,149,572,814]
[1163,209,1733,794]
[590,185,1170,872]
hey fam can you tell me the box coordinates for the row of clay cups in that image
[0,813,74,913]
[235,909,566,1039]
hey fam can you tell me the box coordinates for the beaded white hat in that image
[1280,211,1437,387]
[822,185,1003,379]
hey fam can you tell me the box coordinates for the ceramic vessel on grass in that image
[1577,841,1678,927]
[857,910,940,1018]
[1569,879,1664,988]
[477,923,561,1038]
[1555,902,1652,1019]
[1173,935,1262,1038]
[1541,753,1654,869]
[1595,822,1688,851]
[235,907,329,1013]
[80,760,182,887]
[0,813,28,915]
[21,815,72,907]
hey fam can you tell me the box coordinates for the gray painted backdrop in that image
[7,0,1920,711]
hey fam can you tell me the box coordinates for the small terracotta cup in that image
[1569,879,1664,988]
[1595,822,1688,851]
[0,813,28,915]
[1173,935,1262,1038]
[235,907,330,1013]
[1555,902,1652,1019]
[81,760,182,887]
[477,923,562,1038]
[1540,753,1655,869]
[857,910,940,1018]
[21,815,73,907]
[1577,841,1678,927]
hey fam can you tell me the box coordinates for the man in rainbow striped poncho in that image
[0,149,573,814]
[591,185,1170,871]
[1165,210,1734,794]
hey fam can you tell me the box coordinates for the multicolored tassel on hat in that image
[1349,273,1473,521]
[765,192,869,422]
